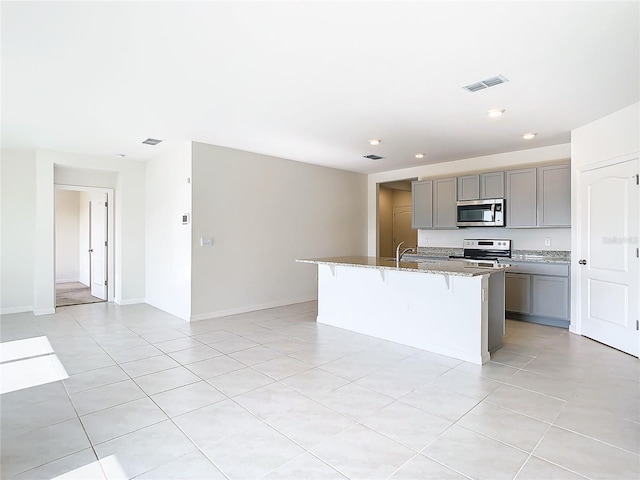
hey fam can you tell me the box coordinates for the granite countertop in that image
[404,247,570,264]
[296,256,508,277]
[510,250,570,264]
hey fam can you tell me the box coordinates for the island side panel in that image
[487,271,505,353]
[315,264,490,365]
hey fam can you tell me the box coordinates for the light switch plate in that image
[182,213,190,225]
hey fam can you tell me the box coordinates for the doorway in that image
[378,180,418,257]
[55,186,114,307]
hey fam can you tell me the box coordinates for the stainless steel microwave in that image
[456,198,505,227]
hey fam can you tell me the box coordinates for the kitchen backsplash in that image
[411,247,570,263]
[417,227,571,251]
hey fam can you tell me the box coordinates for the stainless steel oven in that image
[457,198,505,227]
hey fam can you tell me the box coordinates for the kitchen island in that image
[296,256,507,365]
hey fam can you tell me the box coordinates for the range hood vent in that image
[462,75,509,93]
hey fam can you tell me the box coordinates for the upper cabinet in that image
[506,168,538,227]
[433,177,458,229]
[480,171,505,199]
[457,175,480,201]
[411,180,433,229]
[506,164,570,228]
[457,172,505,201]
[412,163,569,230]
[411,178,457,230]
[537,164,571,227]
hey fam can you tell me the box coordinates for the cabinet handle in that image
[578,259,587,265]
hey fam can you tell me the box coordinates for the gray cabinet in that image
[457,175,480,201]
[505,262,570,327]
[538,164,570,227]
[457,172,504,200]
[433,177,458,229]
[481,171,505,199]
[505,273,531,314]
[420,163,568,230]
[506,168,537,227]
[411,180,433,229]
[506,165,570,228]
[532,275,569,319]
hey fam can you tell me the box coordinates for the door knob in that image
[88,248,93,253]
[578,259,587,265]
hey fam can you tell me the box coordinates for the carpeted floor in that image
[55,282,105,307]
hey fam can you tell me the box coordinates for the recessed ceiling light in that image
[522,132,537,140]
[368,139,381,146]
[415,153,425,159]
[487,109,505,118]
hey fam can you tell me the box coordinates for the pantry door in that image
[579,158,638,356]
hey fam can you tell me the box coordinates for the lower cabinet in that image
[505,273,531,314]
[531,275,569,319]
[505,263,570,327]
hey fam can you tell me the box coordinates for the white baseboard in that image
[115,298,146,306]
[0,305,34,315]
[34,308,56,316]
[190,296,316,322]
[55,278,80,284]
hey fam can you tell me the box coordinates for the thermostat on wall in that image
[182,213,190,225]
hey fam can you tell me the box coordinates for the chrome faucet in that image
[395,241,415,262]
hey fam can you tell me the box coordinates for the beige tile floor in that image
[1,302,638,479]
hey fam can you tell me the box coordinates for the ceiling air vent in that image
[364,154,384,160]
[142,138,163,145]
[462,75,509,93]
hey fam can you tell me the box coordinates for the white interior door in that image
[393,206,417,250]
[579,159,638,356]
[90,193,107,300]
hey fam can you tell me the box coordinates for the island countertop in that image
[296,256,509,277]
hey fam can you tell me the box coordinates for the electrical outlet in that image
[544,237,551,246]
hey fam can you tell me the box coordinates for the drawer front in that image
[507,262,569,276]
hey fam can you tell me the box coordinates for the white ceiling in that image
[2,1,638,174]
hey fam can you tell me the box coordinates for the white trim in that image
[0,306,34,315]
[190,297,317,322]
[115,298,146,306]
[576,151,639,173]
[34,308,55,316]
[55,278,80,284]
